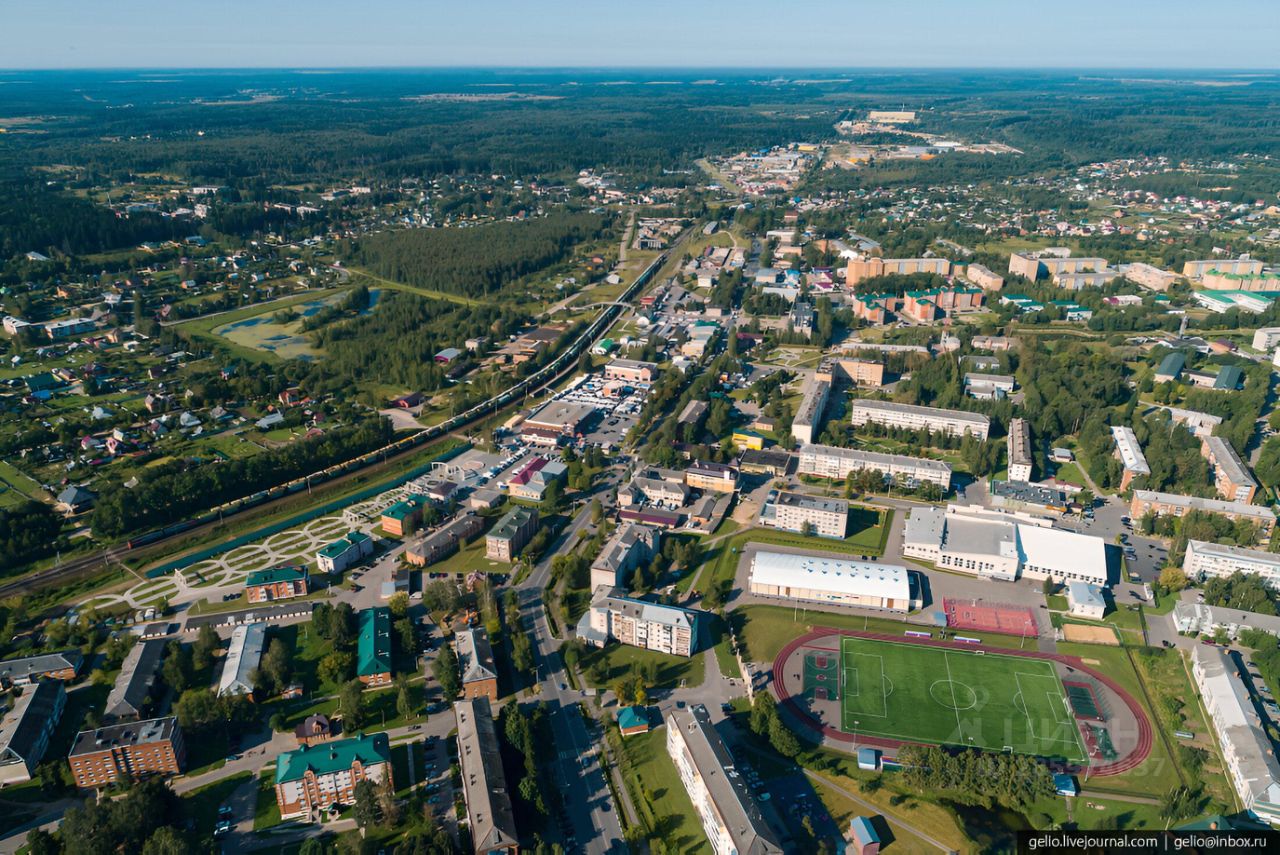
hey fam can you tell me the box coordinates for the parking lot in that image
[553,374,648,449]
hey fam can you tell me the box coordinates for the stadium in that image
[774,627,1152,775]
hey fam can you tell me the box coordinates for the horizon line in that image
[1,64,1278,74]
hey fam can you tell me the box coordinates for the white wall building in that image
[758,491,848,538]
[850,399,989,440]
[1192,645,1280,826]
[748,551,915,612]
[1184,540,1280,590]
[791,379,831,445]
[797,443,952,490]
[218,623,266,697]
[666,706,784,855]
[1007,417,1033,483]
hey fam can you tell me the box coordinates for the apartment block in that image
[1184,257,1264,280]
[1184,540,1280,589]
[0,680,65,785]
[0,650,83,686]
[104,638,165,722]
[791,379,831,445]
[274,734,392,821]
[577,588,701,657]
[1202,435,1258,504]
[1110,425,1150,490]
[357,607,393,687]
[758,490,849,538]
[68,717,185,789]
[1129,490,1275,536]
[815,357,885,388]
[666,706,784,855]
[849,399,990,440]
[485,506,539,562]
[455,698,519,855]
[963,263,1005,292]
[685,461,738,493]
[316,531,374,575]
[405,512,485,567]
[844,256,951,286]
[898,287,984,323]
[456,627,499,703]
[590,522,662,590]
[797,442,952,490]
[1121,262,1179,292]
[1006,417,1033,483]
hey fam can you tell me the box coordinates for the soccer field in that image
[839,636,1086,762]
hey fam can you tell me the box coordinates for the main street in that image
[515,472,626,854]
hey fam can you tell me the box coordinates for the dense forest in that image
[91,417,393,536]
[348,212,606,299]
[0,501,64,572]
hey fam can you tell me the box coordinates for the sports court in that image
[838,636,1086,762]
[943,597,1039,637]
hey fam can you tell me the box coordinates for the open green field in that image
[837,637,1086,762]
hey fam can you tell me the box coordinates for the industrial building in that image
[104,639,166,722]
[1129,490,1275,536]
[757,491,849,538]
[1006,418,1033,482]
[577,588,701,657]
[218,623,266,697]
[1192,646,1280,826]
[455,698,520,855]
[68,717,185,789]
[521,400,596,446]
[797,442,952,490]
[603,358,658,384]
[1184,540,1280,589]
[903,506,1109,586]
[1110,425,1150,490]
[963,372,1015,400]
[850,399,990,441]
[1202,436,1258,504]
[748,551,915,612]
[1183,257,1264,280]
[666,705,784,855]
[791,379,831,445]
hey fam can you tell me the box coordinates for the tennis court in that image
[839,636,1086,762]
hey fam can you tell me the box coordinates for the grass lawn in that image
[424,533,508,576]
[183,771,252,842]
[1054,642,1181,797]
[580,644,704,692]
[1053,462,1089,489]
[274,682,427,733]
[253,769,284,831]
[835,637,1085,762]
[615,728,711,855]
[808,772,970,855]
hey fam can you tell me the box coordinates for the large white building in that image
[576,588,701,657]
[758,491,848,538]
[748,551,915,612]
[1192,645,1280,826]
[1184,539,1280,589]
[797,443,952,490]
[1006,417,1033,482]
[903,506,1109,586]
[849,399,989,441]
[791,379,831,445]
[666,705,784,855]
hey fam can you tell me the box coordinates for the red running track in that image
[772,628,1153,777]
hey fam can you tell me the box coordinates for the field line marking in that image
[943,651,963,737]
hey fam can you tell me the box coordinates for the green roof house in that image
[244,566,309,604]
[273,733,392,820]
[357,607,392,686]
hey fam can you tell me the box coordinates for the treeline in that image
[897,743,1055,808]
[348,212,606,299]
[0,501,64,573]
[0,175,188,259]
[304,291,524,395]
[91,416,392,536]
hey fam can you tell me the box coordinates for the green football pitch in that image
[838,636,1086,762]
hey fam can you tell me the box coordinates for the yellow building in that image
[731,430,765,451]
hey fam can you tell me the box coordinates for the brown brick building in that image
[244,566,310,604]
[67,717,185,789]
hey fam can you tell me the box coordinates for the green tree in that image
[388,592,410,619]
[192,624,220,671]
[433,642,461,701]
[340,679,366,730]
[395,677,414,721]
[353,779,380,829]
[161,641,193,694]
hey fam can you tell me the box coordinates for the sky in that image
[3,0,1278,70]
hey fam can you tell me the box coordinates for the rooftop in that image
[69,716,179,757]
[275,733,391,784]
[357,607,392,678]
[750,551,911,601]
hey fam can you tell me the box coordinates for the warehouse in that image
[748,551,916,612]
